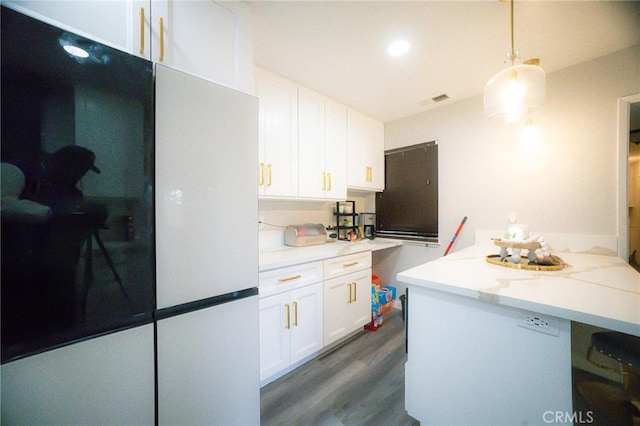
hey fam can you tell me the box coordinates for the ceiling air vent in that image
[432,94,449,103]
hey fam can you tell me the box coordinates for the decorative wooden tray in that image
[485,254,566,271]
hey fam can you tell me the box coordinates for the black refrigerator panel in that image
[1,6,155,363]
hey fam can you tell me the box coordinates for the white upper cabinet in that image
[298,87,347,200]
[255,67,299,198]
[3,0,134,51]
[6,0,251,91]
[254,68,384,198]
[145,0,237,88]
[347,108,385,191]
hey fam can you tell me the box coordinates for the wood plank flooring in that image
[260,309,418,425]
[261,307,636,425]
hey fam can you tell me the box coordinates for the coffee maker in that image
[360,213,376,239]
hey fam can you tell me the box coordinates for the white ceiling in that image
[246,0,640,123]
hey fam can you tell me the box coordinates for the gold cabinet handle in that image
[277,274,301,283]
[293,301,298,326]
[259,163,265,186]
[365,166,370,182]
[343,261,359,267]
[353,282,357,302]
[267,164,273,186]
[139,8,145,55]
[322,172,327,190]
[347,283,352,303]
[327,172,332,191]
[158,17,165,62]
[285,303,290,329]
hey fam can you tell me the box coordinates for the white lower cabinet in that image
[323,268,371,346]
[323,251,372,346]
[258,251,373,383]
[259,281,323,384]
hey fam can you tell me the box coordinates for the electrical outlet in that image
[518,315,559,336]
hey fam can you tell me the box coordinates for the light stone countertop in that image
[397,244,640,336]
[259,238,403,272]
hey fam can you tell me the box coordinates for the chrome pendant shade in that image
[484,0,545,123]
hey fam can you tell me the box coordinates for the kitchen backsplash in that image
[259,192,375,250]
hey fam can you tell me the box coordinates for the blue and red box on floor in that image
[365,275,396,331]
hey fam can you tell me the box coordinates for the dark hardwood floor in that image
[260,309,418,426]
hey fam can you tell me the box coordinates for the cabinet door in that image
[289,283,323,364]
[150,0,236,87]
[259,292,291,381]
[298,87,326,199]
[298,88,347,200]
[323,276,351,346]
[347,270,372,329]
[324,98,348,200]
[324,269,372,346]
[347,108,385,191]
[4,0,137,53]
[255,67,298,198]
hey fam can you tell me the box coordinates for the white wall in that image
[383,45,640,296]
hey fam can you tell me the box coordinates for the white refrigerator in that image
[154,64,260,425]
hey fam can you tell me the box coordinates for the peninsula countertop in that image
[397,244,640,336]
[259,238,403,272]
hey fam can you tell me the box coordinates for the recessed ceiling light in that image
[387,40,410,57]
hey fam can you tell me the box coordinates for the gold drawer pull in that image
[343,261,359,267]
[293,301,298,326]
[158,17,165,62]
[278,274,302,282]
[139,8,145,55]
[353,282,357,302]
[285,303,290,329]
[347,283,352,303]
[259,163,265,185]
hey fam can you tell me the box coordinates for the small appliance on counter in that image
[284,223,328,247]
[360,213,376,239]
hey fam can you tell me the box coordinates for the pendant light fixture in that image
[484,0,545,123]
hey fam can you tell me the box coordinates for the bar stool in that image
[578,331,640,425]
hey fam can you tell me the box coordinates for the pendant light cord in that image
[509,0,515,64]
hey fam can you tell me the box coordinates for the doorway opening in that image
[628,101,640,271]
[618,94,640,270]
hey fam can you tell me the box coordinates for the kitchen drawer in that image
[259,261,324,298]
[323,251,371,280]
